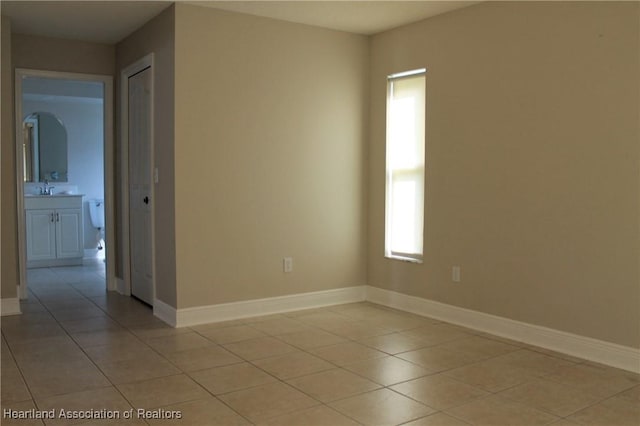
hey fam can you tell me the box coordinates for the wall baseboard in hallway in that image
[1,297,21,316]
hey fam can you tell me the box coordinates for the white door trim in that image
[120,54,156,303]
[14,68,115,298]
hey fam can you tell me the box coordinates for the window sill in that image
[385,254,423,264]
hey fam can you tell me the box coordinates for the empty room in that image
[1,1,638,425]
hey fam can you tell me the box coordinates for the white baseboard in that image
[116,278,128,295]
[1,298,21,316]
[366,286,640,374]
[106,275,117,292]
[28,257,83,268]
[146,282,638,373]
[171,286,366,327]
[154,298,177,327]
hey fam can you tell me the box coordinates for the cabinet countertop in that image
[24,194,85,198]
[24,195,85,210]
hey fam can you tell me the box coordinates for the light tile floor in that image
[2,265,639,425]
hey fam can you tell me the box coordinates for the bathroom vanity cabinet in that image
[25,195,84,268]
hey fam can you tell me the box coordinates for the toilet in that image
[88,199,105,249]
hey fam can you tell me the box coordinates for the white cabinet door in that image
[26,209,56,261]
[56,208,84,259]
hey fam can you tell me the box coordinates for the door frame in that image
[14,68,116,298]
[120,54,156,303]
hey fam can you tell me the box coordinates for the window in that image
[385,69,426,262]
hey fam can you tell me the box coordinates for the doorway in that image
[14,69,115,299]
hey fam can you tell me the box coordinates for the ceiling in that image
[1,1,173,44]
[191,1,479,36]
[1,1,478,44]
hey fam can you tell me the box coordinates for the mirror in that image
[23,112,68,182]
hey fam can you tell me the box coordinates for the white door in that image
[56,208,83,259]
[128,67,154,305]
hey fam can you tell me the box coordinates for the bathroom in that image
[21,75,107,292]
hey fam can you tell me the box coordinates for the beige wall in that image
[12,34,114,75]
[369,1,640,348]
[1,16,18,300]
[116,5,176,307]
[174,4,369,308]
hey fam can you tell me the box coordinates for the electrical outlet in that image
[283,257,293,273]
[452,266,461,282]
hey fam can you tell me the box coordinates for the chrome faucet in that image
[40,180,55,195]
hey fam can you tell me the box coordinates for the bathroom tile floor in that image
[2,265,639,425]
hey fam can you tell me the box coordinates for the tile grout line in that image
[7,267,639,425]
[17,266,155,424]
[214,310,633,424]
[59,279,152,423]
[0,324,40,410]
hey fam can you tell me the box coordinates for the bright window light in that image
[385,69,426,262]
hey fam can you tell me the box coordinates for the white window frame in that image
[385,68,426,263]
